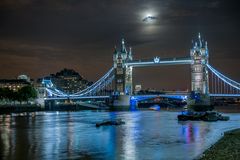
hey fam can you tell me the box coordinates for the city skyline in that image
[0,0,239,90]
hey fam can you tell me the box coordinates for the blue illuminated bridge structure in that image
[42,34,240,107]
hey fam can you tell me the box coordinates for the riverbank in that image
[0,105,43,114]
[0,105,100,114]
[0,104,240,114]
[199,128,240,160]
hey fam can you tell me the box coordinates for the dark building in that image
[0,75,32,91]
[41,68,92,94]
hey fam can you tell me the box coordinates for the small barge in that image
[96,119,125,127]
[178,111,229,121]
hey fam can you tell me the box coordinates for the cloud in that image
[208,1,221,8]
[0,0,239,86]
[0,0,34,9]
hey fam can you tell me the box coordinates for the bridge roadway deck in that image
[44,94,240,101]
[44,96,110,101]
[209,94,240,97]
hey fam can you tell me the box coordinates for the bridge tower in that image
[190,33,209,95]
[113,39,133,96]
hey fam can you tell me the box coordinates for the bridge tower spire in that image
[190,33,209,95]
[121,38,127,54]
[113,39,133,96]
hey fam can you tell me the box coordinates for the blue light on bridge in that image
[131,94,187,102]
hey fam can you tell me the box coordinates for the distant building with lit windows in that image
[0,75,32,91]
[39,68,92,94]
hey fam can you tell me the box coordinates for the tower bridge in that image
[42,33,240,108]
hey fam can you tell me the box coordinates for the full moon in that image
[142,14,157,22]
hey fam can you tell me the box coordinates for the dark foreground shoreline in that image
[198,128,240,160]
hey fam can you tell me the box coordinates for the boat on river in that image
[178,111,229,121]
[149,105,161,111]
[96,119,125,127]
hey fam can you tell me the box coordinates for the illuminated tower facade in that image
[190,33,209,94]
[113,39,133,95]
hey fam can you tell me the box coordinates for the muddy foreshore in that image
[198,128,240,160]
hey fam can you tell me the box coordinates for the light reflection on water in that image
[0,111,239,160]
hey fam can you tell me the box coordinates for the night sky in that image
[0,0,239,90]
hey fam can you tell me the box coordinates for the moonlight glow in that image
[142,10,158,23]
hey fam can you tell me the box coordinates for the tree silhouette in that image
[18,86,37,104]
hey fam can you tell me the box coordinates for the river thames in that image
[0,111,239,160]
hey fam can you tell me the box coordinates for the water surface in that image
[0,111,239,160]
